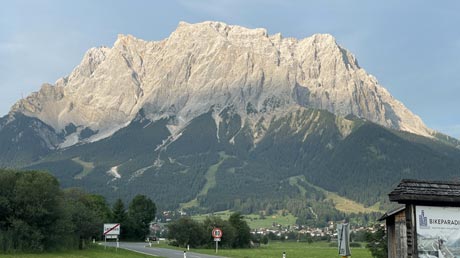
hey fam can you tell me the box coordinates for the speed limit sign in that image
[212,228,223,253]
[212,228,223,238]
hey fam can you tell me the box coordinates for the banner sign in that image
[416,205,460,257]
[337,223,351,256]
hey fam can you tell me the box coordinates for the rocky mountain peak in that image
[175,21,268,38]
[9,21,432,147]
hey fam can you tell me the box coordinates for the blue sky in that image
[1,0,459,137]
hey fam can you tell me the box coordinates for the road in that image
[103,242,226,258]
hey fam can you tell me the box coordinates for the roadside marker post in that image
[283,251,286,258]
[184,250,187,258]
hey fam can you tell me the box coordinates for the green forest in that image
[0,169,156,253]
[3,107,460,230]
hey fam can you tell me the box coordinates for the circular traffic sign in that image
[212,228,223,238]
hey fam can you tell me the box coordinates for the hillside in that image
[21,107,460,225]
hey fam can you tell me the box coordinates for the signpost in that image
[337,223,351,257]
[212,228,223,253]
[103,223,120,250]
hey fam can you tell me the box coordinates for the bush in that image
[350,242,361,247]
[167,212,251,249]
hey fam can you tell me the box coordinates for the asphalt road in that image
[103,242,226,258]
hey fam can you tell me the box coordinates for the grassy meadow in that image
[192,210,297,229]
[155,241,372,258]
[0,245,158,258]
[0,241,372,258]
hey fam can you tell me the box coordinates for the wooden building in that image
[383,179,460,258]
[380,205,407,258]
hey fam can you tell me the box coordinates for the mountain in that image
[2,21,460,223]
[11,21,431,143]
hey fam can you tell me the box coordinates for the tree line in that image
[0,169,156,253]
[167,213,251,248]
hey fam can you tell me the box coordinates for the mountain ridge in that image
[10,21,432,150]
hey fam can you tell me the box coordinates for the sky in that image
[1,0,459,137]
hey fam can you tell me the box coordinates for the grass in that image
[192,210,233,222]
[243,213,297,229]
[0,245,159,258]
[192,210,297,229]
[325,192,381,214]
[155,241,372,258]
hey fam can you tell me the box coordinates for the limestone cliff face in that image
[11,21,432,144]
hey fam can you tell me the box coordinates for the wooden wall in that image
[387,209,407,258]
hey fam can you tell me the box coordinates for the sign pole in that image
[211,228,222,254]
[104,235,107,250]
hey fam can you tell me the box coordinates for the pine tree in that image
[229,212,251,248]
[126,195,156,240]
[111,199,127,239]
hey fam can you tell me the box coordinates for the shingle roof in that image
[388,179,460,204]
[379,205,405,221]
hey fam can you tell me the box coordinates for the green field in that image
[192,210,297,229]
[0,242,372,258]
[0,245,158,258]
[156,241,372,258]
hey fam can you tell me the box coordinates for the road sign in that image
[103,223,120,235]
[212,228,223,254]
[212,228,223,238]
